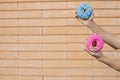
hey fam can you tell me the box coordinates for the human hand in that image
[84,49,103,58]
[75,10,94,26]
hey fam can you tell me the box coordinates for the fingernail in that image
[76,16,79,18]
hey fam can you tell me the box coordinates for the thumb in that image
[84,48,96,56]
[84,49,91,55]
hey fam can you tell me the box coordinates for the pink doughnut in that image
[85,34,104,52]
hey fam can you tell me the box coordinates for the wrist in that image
[96,55,106,62]
[87,19,94,27]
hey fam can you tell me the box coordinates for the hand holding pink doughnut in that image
[86,34,104,52]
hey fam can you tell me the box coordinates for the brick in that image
[19,52,66,59]
[95,10,120,18]
[20,76,42,80]
[19,3,43,10]
[44,77,70,80]
[67,52,94,60]
[17,60,42,68]
[68,69,117,76]
[118,1,120,8]
[43,27,67,35]
[18,44,42,51]
[118,18,120,25]
[0,68,18,75]
[0,27,41,35]
[43,43,84,51]
[70,77,92,80]
[42,19,66,26]
[67,19,83,26]
[41,52,66,60]
[0,0,42,2]
[43,44,67,51]
[19,35,66,43]
[66,27,92,34]
[18,19,42,26]
[19,2,66,10]
[42,2,66,9]
[17,27,42,35]
[0,36,17,43]
[0,11,18,18]
[0,76,18,80]
[0,20,17,27]
[0,60,17,67]
[19,19,66,27]
[42,35,66,43]
[43,60,92,68]
[43,10,74,18]
[19,36,42,43]
[66,35,89,43]
[67,1,117,9]
[43,60,67,68]
[41,69,65,76]
[95,18,117,26]
[0,52,18,59]
[17,11,42,18]
[19,52,42,59]
[43,0,66,1]
[0,3,17,10]
[93,77,118,80]
[0,60,42,67]
[0,44,19,51]
[20,68,66,76]
[43,27,91,35]
[44,77,92,80]
[66,43,85,51]
[0,44,42,51]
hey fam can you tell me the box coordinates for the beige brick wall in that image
[0,0,120,80]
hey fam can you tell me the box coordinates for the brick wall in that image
[0,0,120,80]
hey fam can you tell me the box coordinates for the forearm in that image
[97,55,120,71]
[87,20,120,49]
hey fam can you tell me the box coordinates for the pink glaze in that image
[86,34,104,52]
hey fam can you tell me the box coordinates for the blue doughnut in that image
[76,3,92,20]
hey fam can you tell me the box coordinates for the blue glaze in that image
[76,3,92,20]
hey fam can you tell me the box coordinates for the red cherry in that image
[92,40,97,47]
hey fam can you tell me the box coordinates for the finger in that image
[84,49,95,57]
[76,15,80,18]
[84,49,91,54]
[84,49,95,55]
[91,7,94,12]
[91,11,94,18]
[75,12,77,14]
[75,15,78,18]
[84,49,88,52]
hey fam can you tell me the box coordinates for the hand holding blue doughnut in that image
[76,3,92,20]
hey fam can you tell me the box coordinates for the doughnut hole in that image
[83,8,86,13]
